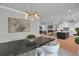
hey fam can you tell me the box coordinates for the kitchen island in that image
[0,37,54,56]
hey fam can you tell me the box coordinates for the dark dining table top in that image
[16,37,55,55]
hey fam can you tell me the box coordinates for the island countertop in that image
[0,37,54,56]
[16,37,55,55]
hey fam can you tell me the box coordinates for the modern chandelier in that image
[25,4,39,20]
[68,10,76,23]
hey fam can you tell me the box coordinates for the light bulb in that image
[34,13,38,17]
[34,14,39,19]
[36,16,40,19]
[31,18,34,20]
[25,13,28,20]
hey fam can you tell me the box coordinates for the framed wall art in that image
[8,17,29,33]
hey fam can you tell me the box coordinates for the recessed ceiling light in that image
[68,10,71,12]
[50,16,54,18]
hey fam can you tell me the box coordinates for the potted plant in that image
[75,36,79,44]
[75,28,79,36]
[26,34,36,42]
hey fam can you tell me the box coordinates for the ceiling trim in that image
[0,5,25,14]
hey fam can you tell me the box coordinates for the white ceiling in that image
[0,3,79,24]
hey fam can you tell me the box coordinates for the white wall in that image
[0,8,39,43]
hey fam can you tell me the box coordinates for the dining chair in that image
[41,42,60,56]
[35,48,45,56]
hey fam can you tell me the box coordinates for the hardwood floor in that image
[57,36,79,55]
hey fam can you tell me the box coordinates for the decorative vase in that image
[28,38,35,42]
[26,34,36,42]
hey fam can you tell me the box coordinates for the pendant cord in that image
[30,3,33,12]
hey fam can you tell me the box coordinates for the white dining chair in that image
[41,42,60,56]
[35,48,45,56]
